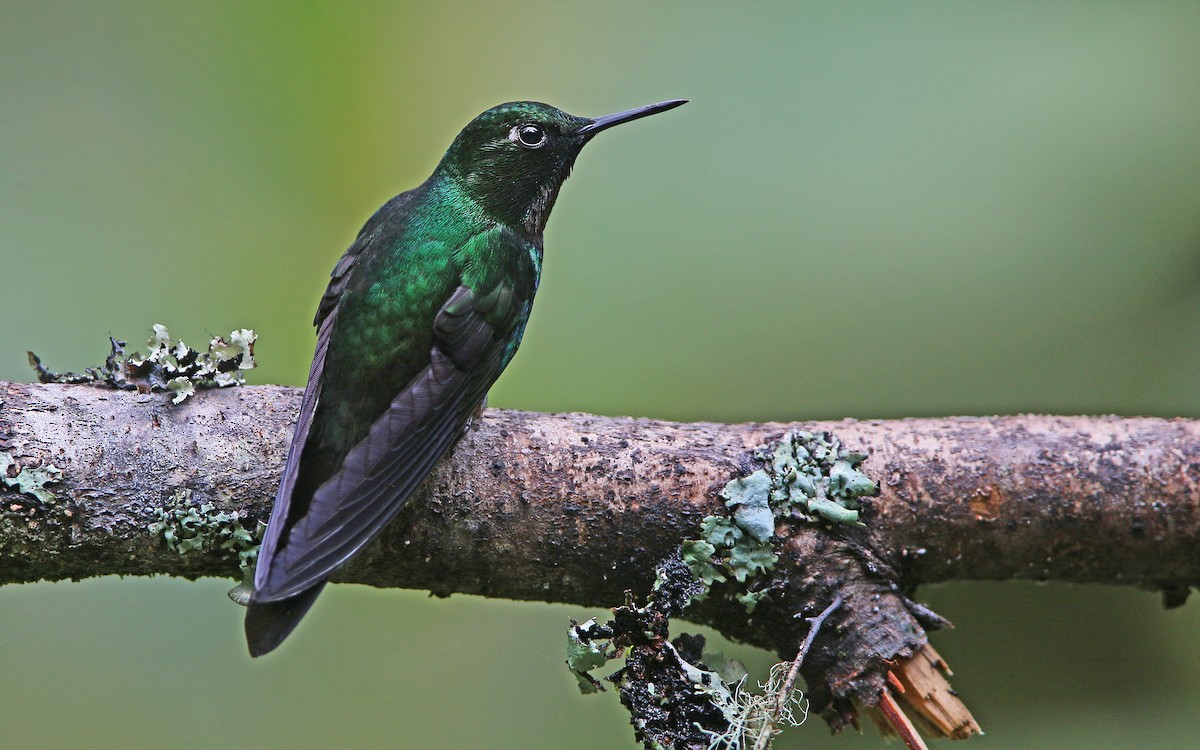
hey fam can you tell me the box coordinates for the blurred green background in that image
[2,2,1199,748]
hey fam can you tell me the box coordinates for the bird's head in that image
[437,99,686,234]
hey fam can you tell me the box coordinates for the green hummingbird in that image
[246,99,687,656]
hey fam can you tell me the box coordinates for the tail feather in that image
[244,582,327,657]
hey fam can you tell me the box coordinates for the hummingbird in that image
[245,99,687,656]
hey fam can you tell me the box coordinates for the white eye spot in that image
[511,124,547,149]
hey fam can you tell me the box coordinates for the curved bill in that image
[577,99,688,137]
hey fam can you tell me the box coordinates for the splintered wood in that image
[890,644,982,741]
[877,690,929,750]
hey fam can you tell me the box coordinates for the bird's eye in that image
[512,124,547,149]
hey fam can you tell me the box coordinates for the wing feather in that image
[254,196,422,589]
[253,191,423,595]
[253,298,337,586]
[255,282,506,600]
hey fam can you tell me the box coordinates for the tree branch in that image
[2,380,1198,739]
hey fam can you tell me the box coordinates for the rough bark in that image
[2,380,1198,734]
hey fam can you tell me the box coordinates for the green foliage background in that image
[2,3,1198,748]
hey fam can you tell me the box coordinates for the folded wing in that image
[257,284,503,599]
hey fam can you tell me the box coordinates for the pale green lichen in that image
[30,324,257,403]
[165,377,196,404]
[681,539,726,588]
[692,515,778,593]
[684,430,877,614]
[722,471,774,543]
[569,430,877,750]
[0,452,63,506]
[753,430,878,527]
[567,618,611,694]
[147,490,265,576]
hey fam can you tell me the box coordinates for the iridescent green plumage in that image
[246,99,686,656]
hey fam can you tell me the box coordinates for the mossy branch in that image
[2,380,1198,741]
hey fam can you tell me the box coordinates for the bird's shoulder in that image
[314,187,425,329]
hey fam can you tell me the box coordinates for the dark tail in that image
[244,581,327,657]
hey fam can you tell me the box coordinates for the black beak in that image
[577,99,688,138]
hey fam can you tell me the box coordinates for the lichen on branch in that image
[29,323,256,403]
[568,430,885,750]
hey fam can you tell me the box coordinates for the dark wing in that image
[253,222,527,602]
[255,283,505,599]
[252,191,420,592]
[247,193,430,656]
[245,225,366,656]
